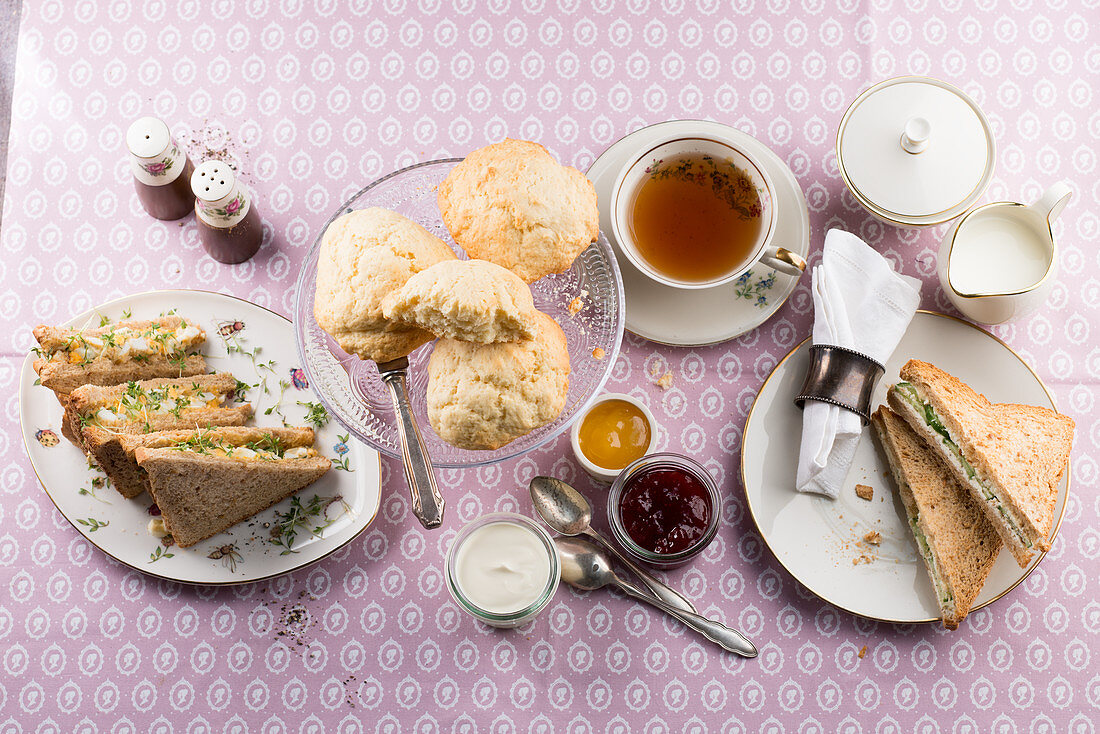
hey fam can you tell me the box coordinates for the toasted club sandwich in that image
[67,373,253,498]
[120,426,331,548]
[32,316,207,397]
[887,359,1074,568]
[871,406,1002,629]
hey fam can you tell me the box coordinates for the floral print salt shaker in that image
[126,117,195,221]
[190,160,263,264]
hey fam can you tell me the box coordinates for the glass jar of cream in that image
[445,513,560,628]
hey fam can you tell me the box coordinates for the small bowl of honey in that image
[570,392,656,483]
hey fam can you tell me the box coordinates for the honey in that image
[577,399,651,470]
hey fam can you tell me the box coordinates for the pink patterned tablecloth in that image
[3,2,1098,730]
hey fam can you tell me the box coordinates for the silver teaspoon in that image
[556,536,758,658]
[529,475,698,615]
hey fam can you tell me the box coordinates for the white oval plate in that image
[587,119,811,347]
[19,290,382,585]
[741,312,1068,623]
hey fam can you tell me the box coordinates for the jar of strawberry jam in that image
[607,453,721,568]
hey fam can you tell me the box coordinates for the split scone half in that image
[382,259,539,343]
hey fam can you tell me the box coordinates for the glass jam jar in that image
[608,453,721,568]
[445,513,560,628]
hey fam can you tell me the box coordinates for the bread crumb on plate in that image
[591,347,605,360]
[568,296,584,315]
[863,531,882,546]
[855,484,874,501]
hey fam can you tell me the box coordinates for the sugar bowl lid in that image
[837,76,995,227]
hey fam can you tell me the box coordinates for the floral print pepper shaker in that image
[190,160,263,264]
[126,116,195,221]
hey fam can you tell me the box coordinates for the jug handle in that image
[1032,183,1073,225]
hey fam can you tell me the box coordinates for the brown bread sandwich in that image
[887,359,1074,568]
[66,373,252,498]
[872,406,1002,629]
[32,316,207,398]
[120,426,331,547]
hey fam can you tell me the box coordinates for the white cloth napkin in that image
[795,229,922,498]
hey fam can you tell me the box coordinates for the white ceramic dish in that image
[19,290,382,585]
[569,392,657,483]
[741,311,1069,623]
[587,120,810,347]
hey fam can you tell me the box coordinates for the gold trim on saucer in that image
[19,288,383,587]
[739,310,1070,625]
[945,201,1058,299]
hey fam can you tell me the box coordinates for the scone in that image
[314,207,457,363]
[438,139,599,283]
[382,259,538,343]
[427,311,571,450]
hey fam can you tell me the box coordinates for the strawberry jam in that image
[619,466,712,555]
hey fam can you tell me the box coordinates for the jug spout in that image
[1031,182,1072,225]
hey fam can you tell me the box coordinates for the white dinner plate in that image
[741,311,1069,623]
[19,290,382,585]
[587,119,811,346]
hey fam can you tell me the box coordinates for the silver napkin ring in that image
[794,345,885,426]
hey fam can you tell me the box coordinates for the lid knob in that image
[900,117,932,155]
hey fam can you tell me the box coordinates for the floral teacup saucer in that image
[588,120,810,346]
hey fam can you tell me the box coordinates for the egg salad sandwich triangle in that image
[871,406,1002,629]
[119,426,331,548]
[32,316,207,398]
[886,359,1074,568]
[66,373,253,498]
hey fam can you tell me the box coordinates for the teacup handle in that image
[760,247,807,277]
[1033,182,1072,225]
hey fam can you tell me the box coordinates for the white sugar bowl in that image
[836,76,996,228]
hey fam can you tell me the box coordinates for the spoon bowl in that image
[529,475,593,536]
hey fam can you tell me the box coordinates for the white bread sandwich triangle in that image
[32,316,207,398]
[871,406,1002,629]
[121,426,331,548]
[887,359,1074,568]
[67,373,252,498]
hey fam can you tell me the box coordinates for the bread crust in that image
[896,360,1073,567]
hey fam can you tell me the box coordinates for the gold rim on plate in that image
[19,288,382,587]
[738,310,1069,624]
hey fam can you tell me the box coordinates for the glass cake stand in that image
[295,159,626,468]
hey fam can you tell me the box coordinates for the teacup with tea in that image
[611,135,806,289]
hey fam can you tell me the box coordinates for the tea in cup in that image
[610,134,805,289]
[938,183,1071,325]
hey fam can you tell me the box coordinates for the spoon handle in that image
[614,576,758,658]
[584,531,699,615]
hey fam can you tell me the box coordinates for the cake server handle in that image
[379,363,445,530]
